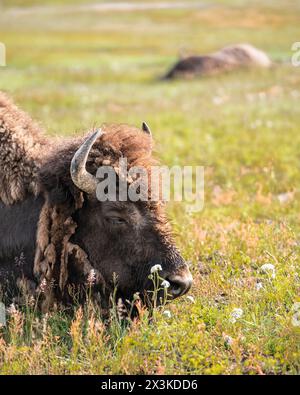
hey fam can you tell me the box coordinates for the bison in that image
[163,43,272,79]
[0,91,192,314]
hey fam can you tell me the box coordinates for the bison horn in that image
[70,129,104,195]
[142,121,152,136]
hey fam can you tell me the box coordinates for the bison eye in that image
[105,217,127,226]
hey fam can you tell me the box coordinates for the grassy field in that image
[0,0,300,374]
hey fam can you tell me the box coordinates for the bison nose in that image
[165,270,193,298]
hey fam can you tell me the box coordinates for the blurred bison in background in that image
[0,92,192,314]
[163,43,272,79]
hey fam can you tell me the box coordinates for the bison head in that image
[38,124,192,310]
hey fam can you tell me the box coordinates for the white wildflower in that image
[212,96,228,106]
[42,314,48,334]
[186,295,195,303]
[28,295,36,307]
[133,292,140,301]
[7,303,17,315]
[229,308,244,323]
[261,263,276,278]
[277,191,294,204]
[87,269,96,286]
[0,302,6,327]
[40,278,47,293]
[291,90,300,99]
[291,302,300,327]
[291,314,300,327]
[161,280,170,288]
[162,310,172,319]
[256,282,263,291]
[150,264,162,274]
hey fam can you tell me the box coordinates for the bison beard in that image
[0,91,192,315]
[33,196,107,313]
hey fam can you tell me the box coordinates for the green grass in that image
[0,0,300,374]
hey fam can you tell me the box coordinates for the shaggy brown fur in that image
[163,43,272,79]
[0,92,49,205]
[0,91,181,312]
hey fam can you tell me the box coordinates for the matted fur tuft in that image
[0,91,50,205]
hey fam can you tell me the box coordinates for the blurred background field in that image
[0,0,300,374]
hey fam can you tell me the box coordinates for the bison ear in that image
[142,121,152,136]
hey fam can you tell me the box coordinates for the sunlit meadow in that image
[0,0,300,374]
